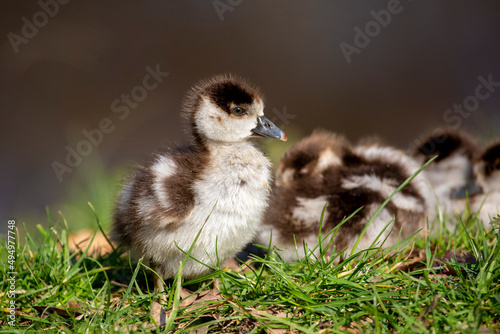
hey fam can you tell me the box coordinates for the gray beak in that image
[252,116,287,141]
[452,181,483,199]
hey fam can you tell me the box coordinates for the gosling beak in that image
[452,181,483,199]
[252,116,287,141]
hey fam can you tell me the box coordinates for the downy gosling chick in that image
[471,141,500,227]
[112,75,287,293]
[411,129,481,216]
[257,131,434,262]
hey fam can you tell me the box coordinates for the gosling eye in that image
[294,169,308,179]
[486,165,495,174]
[231,106,246,116]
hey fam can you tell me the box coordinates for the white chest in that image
[149,142,272,278]
[190,143,272,240]
[197,143,271,210]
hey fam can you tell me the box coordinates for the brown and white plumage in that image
[411,129,481,216]
[471,140,500,227]
[257,130,434,261]
[112,75,286,288]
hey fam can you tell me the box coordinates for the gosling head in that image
[411,129,480,195]
[474,141,500,193]
[183,74,287,144]
[275,130,349,188]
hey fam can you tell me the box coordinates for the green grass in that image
[1,206,499,333]
[1,158,499,333]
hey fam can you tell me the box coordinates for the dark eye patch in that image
[294,171,306,179]
[485,159,500,175]
[416,135,463,161]
[205,81,254,114]
[481,146,500,176]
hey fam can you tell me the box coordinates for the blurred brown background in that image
[1,1,500,234]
